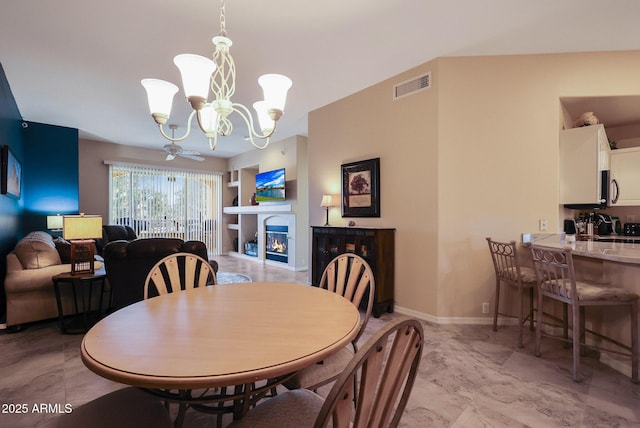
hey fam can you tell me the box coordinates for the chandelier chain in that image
[219,0,227,36]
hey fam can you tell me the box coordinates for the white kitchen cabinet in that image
[559,124,611,207]
[611,147,640,206]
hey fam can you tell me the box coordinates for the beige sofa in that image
[4,231,103,328]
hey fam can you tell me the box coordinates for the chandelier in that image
[141,0,292,151]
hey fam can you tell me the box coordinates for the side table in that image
[52,267,109,334]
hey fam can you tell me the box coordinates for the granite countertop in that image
[525,233,640,265]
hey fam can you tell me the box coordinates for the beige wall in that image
[78,139,228,220]
[309,60,440,317]
[308,50,640,322]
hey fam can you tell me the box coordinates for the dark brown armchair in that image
[96,225,138,256]
[103,238,218,311]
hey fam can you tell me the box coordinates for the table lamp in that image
[320,194,334,226]
[63,214,103,275]
[46,214,63,237]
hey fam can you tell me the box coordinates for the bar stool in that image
[530,244,639,383]
[486,237,538,348]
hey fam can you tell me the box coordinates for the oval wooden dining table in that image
[81,282,360,422]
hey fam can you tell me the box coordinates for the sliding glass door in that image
[108,163,222,255]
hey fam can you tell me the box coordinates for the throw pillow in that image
[14,232,61,269]
[54,237,72,264]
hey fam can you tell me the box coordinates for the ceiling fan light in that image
[141,78,178,117]
[258,74,292,113]
[253,101,274,133]
[173,54,216,100]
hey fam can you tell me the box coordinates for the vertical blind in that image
[108,163,222,256]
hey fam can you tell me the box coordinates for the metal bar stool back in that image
[486,237,538,347]
[530,244,639,383]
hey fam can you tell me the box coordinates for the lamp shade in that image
[253,101,275,133]
[198,104,219,136]
[258,74,292,111]
[63,215,103,240]
[320,194,334,208]
[46,215,63,230]
[173,54,216,100]
[141,78,179,117]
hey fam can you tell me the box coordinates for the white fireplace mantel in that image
[258,213,297,270]
[223,204,292,215]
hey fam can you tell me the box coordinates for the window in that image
[108,163,222,256]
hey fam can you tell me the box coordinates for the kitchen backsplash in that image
[598,206,640,224]
[563,205,640,236]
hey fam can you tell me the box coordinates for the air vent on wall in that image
[393,72,431,100]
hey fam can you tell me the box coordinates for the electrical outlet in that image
[482,303,490,314]
[539,218,548,231]
[627,215,636,223]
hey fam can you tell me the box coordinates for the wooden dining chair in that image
[40,387,173,428]
[228,316,424,428]
[144,252,216,299]
[283,253,375,391]
[486,237,538,348]
[530,244,639,383]
[143,252,217,427]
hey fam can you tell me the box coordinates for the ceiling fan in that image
[163,143,204,161]
[162,125,205,161]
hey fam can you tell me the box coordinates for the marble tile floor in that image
[1,256,640,427]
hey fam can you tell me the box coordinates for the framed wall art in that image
[341,157,380,217]
[1,145,21,199]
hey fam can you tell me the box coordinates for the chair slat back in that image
[530,245,576,303]
[144,252,216,299]
[319,253,375,344]
[315,317,424,428]
[486,238,522,284]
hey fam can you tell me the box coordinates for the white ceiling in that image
[1,0,640,158]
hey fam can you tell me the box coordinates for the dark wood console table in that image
[311,226,395,317]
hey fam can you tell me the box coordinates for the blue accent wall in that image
[22,122,79,234]
[0,63,79,324]
[0,63,25,324]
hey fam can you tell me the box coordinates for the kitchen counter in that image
[527,233,640,265]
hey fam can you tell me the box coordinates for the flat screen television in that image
[255,168,285,202]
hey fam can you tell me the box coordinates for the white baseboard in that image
[393,305,516,326]
[600,352,633,379]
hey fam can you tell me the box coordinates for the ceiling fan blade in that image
[166,153,175,161]
[180,149,202,156]
[181,154,205,161]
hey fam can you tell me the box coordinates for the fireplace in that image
[266,225,288,263]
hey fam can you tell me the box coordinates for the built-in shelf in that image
[223,204,292,215]
[224,161,304,271]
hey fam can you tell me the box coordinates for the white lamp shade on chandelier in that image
[258,74,292,112]
[173,54,217,104]
[252,101,274,134]
[141,0,292,151]
[141,79,179,122]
